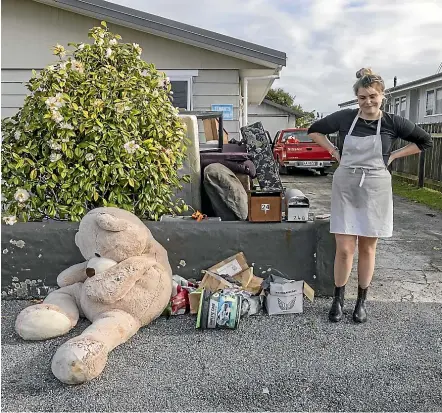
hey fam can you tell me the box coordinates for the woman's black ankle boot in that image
[353,286,368,323]
[329,285,345,322]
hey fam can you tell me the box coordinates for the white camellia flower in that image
[53,44,66,57]
[14,188,30,203]
[3,216,17,226]
[123,141,140,154]
[109,38,118,46]
[133,43,142,54]
[51,110,64,124]
[45,93,65,110]
[14,130,21,140]
[71,60,85,74]
[59,122,74,130]
[49,141,62,150]
[85,153,95,161]
[50,152,62,163]
[93,99,104,108]
[78,43,85,50]
[96,38,104,46]
[106,48,112,58]
[59,61,67,70]
[115,101,131,114]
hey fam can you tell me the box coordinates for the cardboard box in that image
[189,289,203,314]
[266,280,314,315]
[202,252,264,295]
[200,270,234,293]
[207,252,249,277]
[248,190,282,222]
[203,118,229,144]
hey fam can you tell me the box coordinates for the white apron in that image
[330,111,393,238]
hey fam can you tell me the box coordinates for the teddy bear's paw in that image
[15,304,72,341]
[51,337,108,385]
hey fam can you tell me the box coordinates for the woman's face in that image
[357,86,384,117]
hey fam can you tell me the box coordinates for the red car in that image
[272,128,336,175]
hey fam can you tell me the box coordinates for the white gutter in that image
[241,75,279,127]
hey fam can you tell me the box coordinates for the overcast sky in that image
[109,0,442,115]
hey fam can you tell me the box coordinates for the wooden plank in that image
[193,82,239,96]
[194,70,239,83]
[193,95,239,108]
[1,69,38,82]
[2,82,29,95]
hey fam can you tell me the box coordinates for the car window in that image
[281,131,312,143]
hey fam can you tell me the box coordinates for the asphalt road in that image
[2,299,442,412]
[2,170,441,412]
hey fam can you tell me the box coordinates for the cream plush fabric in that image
[15,207,173,384]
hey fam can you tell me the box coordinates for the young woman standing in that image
[308,68,433,323]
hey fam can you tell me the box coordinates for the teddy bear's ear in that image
[95,213,129,232]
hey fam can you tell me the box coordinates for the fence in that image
[329,122,442,188]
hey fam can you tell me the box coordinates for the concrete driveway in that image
[281,170,442,303]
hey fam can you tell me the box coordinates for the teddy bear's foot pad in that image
[15,304,72,340]
[51,337,108,384]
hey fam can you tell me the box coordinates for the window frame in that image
[424,86,442,117]
[161,70,198,111]
[394,95,407,117]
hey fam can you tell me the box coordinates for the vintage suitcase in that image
[248,190,282,222]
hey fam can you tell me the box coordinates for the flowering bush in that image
[1,22,189,223]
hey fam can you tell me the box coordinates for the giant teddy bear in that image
[15,207,173,385]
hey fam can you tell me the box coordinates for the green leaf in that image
[101,21,107,28]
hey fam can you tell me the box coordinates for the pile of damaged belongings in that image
[200,122,283,221]
[163,252,314,330]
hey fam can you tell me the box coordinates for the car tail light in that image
[282,150,287,160]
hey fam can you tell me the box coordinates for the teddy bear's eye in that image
[95,253,101,258]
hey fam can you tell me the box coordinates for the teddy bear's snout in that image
[86,267,96,278]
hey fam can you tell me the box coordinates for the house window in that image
[425,87,442,116]
[436,88,442,114]
[426,90,435,115]
[161,70,198,111]
[394,96,406,117]
[170,81,188,110]
[400,96,406,117]
[384,98,393,114]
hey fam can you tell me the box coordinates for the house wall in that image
[1,0,268,140]
[386,80,442,124]
[248,102,296,139]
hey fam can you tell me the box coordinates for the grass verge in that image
[392,176,442,212]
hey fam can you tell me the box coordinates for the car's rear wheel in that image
[277,158,288,175]
[318,168,328,176]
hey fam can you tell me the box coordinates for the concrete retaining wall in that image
[1,220,335,299]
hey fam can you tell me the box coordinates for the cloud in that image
[109,0,442,114]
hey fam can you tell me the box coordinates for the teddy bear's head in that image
[75,207,152,263]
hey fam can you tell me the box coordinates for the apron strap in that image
[376,112,382,135]
[348,111,360,135]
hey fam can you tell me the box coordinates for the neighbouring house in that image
[247,99,303,140]
[1,0,287,141]
[338,72,442,124]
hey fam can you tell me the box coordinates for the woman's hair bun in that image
[356,68,374,79]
